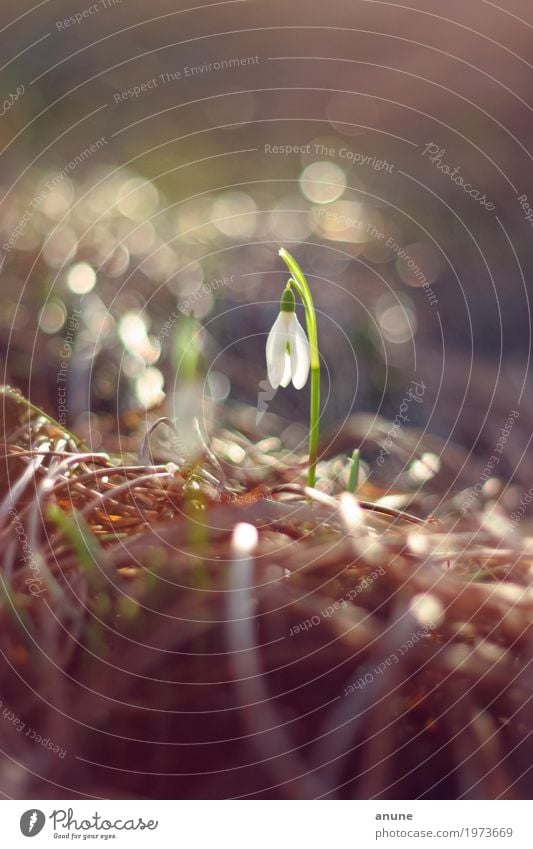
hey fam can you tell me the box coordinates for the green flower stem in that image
[279,248,320,488]
[347,448,360,493]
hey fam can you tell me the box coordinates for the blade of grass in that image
[347,448,360,494]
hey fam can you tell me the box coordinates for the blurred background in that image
[1,0,532,492]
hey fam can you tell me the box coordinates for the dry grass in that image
[0,385,532,800]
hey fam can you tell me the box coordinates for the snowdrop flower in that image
[266,249,320,487]
[266,287,310,389]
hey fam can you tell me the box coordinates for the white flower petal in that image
[288,314,311,389]
[280,351,292,387]
[266,312,290,389]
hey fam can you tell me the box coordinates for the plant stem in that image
[279,248,320,488]
[347,448,360,493]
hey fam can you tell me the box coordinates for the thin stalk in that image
[279,249,320,488]
[347,448,360,493]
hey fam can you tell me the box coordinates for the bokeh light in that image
[66,262,97,295]
[212,190,257,238]
[38,300,67,334]
[299,161,346,204]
